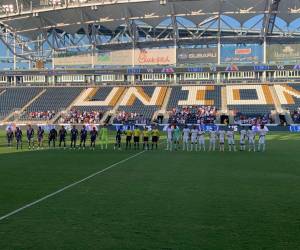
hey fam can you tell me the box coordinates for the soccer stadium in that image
[0,0,300,249]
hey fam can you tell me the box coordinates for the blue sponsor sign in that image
[254,65,270,71]
[187,67,204,72]
[221,44,263,64]
[127,68,142,74]
[290,125,300,132]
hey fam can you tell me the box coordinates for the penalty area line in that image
[0,150,146,222]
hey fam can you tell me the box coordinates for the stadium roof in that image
[0,0,299,39]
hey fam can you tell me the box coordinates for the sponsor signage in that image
[225,65,239,72]
[97,50,132,66]
[221,44,263,64]
[97,48,176,66]
[54,53,93,66]
[267,44,300,62]
[177,48,218,64]
[253,65,270,71]
[290,125,300,132]
[54,48,176,67]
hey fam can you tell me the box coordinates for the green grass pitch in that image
[0,131,300,249]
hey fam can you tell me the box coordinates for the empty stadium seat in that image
[21,87,83,120]
[0,87,42,120]
[167,85,222,110]
[227,85,275,118]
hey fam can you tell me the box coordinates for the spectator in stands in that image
[113,111,149,124]
[168,105,217,125]
[291,108,300,124]
[60,109,104,124]
[28,110,55,120]
[234,113,274,125]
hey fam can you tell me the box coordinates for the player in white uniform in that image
[209,129,217,151]
[226,129,236,152]
[173,125,181,150]
[198,127,206,151]
[247,126,256,152]
[190,125,198,151]
[218,130,226,152]
[239,128,247,151]
[166,124,174,151]
[258,124,268,152]
[182,125,190,151]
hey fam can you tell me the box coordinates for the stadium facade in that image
[1,0,300,126]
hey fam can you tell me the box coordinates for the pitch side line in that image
[0,150,146,222]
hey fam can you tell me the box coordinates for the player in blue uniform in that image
[59,125,67,149]
[6,127,14,147]
[90,127,98,150]
[70,125,79,149]
[114,128,122,150]
[15,127,23,150]
[48,127,57,148]
[37,126,44,149]
[26,125,35,149]
[79,125,87,149]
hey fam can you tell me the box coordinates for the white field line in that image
[0,150,146,222]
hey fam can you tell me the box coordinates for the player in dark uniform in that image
[125,126,132,149]
[79,125,87,149]
[6,127,14,147]
[59,125,67,149]
[37,126,45,149]
[114,128,122,150]
[90,127,98,150]
[26,125,35,149]
[15,127,23,150]
[48,127,57,148]
[70,125,78,149]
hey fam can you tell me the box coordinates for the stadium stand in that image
[166,85,221,124]
[114,86,167,124]
[56,87,126,124]
[20,87,84,120]
[70,86,125,121]
[227,85,275,124]
[168,106,217,125]
[274,84,300,123]
[91,87,115,101]
[167,86,222,110]
[59,109,104,124]
[0,87,42,120]
[2,84,300,125]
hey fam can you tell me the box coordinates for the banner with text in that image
[177,48,218,64]
[96,48,176,66]
[221,44,263,64]
[267,44,300,63]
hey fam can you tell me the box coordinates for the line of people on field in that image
[5,124,268,152]
[6,124,109,151]
[114,125,160,151]
[165,124,268,152]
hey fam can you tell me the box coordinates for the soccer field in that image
[0,131,300,249]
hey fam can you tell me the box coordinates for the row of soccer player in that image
[5,124,268,152]
[165,124,268,152]
[6,125,108,150]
